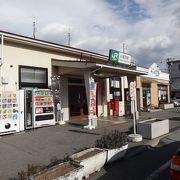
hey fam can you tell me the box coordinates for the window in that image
[109,77,122,101]
[19,65,48,89]
[158,85,168,103]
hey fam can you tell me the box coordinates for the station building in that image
[0,31,148,124]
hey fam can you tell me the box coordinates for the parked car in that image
[170,148,180,180]
[171,97,180,107]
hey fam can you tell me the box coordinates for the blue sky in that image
[106,0,150,22]
[0,0,180,69]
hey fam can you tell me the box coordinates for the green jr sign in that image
[108,49,119,62]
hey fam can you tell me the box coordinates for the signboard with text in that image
[108,49,131,65]
[108,49,119,62]
[89,78,97,116]
[130,81,136,98]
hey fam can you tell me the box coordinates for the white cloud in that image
[0,0,180,68]
[136,35,171,50]
[40,23,70,45]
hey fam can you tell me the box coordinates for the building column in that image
[84,71,90,113]
[167,84,170,103]
[151,82,159,107]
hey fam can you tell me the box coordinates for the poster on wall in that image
[89,78,97,116]
[0,91,19,120]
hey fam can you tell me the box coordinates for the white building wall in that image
[137,64,169,81]
[0,42,77,91]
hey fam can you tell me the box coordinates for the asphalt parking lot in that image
[0,107,180,179]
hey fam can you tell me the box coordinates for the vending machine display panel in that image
[33,89,55,128]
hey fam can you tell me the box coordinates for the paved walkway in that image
[0,107,180,179]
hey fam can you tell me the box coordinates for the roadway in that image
[89,129,180,180]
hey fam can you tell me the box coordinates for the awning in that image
[142,77,169,85]
[52,60,147,78]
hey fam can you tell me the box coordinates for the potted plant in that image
[70,148,106,179]
[28,161,84,180]
[11,156,84,180]
[95,130,128,164]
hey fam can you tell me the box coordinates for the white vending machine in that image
[32,89,55,128]
[0,90,24,135]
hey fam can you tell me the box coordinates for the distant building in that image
[167,60,180,97]
[136,63,170,109]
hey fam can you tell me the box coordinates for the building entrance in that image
[68,83,88,119]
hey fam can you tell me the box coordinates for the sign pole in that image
[132,98,136,134]
[128,81,142,142]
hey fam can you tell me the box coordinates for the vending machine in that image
[33,89,55,128]
[0,90,24,135]
[24,89,33,129]
[24,89,55,129]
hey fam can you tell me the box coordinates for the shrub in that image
[95,130,128,149]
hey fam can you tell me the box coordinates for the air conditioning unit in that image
[1,76,9,84]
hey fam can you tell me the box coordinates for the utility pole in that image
[166,58,174,98]
[122,43,125,53]
[68,29,71,46]
[33,17,36,39]
[166,58,174,76]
